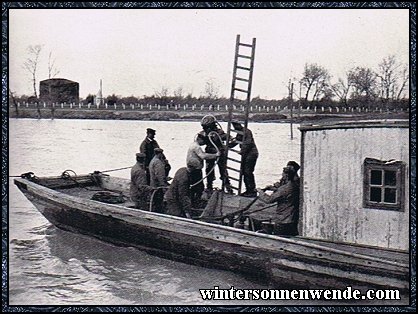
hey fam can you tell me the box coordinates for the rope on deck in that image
[99,166,133,173]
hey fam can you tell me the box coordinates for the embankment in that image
[8,108,409,123]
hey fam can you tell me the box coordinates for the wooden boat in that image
[14,171,409,294]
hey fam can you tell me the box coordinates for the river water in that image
[8,118,301,306]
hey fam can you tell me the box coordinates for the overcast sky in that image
[9,8,409,100]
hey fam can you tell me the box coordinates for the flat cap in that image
[286,161,300,172]
[136,152,146,158]
[147,128,156,134]
[154,148,164,153]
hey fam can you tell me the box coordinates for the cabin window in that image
[363,158,405,211]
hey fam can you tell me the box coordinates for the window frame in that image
[363,158,406,211]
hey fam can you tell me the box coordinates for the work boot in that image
[225,184,234,195]
[240,190,257,197]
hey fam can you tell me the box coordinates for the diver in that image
[199,114,233,194]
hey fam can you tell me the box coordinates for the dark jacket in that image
[258,178,300,224]
[149,155,168,187]
[139,137,160,167]
[234,128,258,157]
[164,167,192,217]
[130,162,153,209]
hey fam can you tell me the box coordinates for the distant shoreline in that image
[8,108,409,123]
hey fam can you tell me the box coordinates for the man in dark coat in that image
[263,161,300,191]
[230,121,259,197]
[139,128,171,184]
[164,167,193,218]
[256,163,300,236]
[130,153,154,210]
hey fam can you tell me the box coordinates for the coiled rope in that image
[149,186,169,212]
[61,169,127,203]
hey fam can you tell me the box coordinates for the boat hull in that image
[14,177,409,294]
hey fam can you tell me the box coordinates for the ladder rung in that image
[229,148,241,154]
[227,166,240,173]
[227,156,241,163]
[237,54,251,59]
[236,65,251,71]
[236,77,249,82]
[228,176,240,182]
[234,88,249,93]
[239,43,253,48]
[228,185,240,190]
[230,129,244,135]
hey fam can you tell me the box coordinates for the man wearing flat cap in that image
[130,152,154,210]
[139,128,171,185]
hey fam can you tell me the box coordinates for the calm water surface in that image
[9,118,301,305]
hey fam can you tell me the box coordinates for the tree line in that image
[11,45,409,111]
[295,55,408,107]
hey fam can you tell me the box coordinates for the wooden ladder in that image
[223,34,256,195]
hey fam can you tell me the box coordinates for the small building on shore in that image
[299,120,409,251]
[39,78,79,104]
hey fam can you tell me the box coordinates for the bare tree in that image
[204,80,219,99]
[395,65,409,100]
[48,51,60,79]
[9,90,19,116]
[376,55,397,100]
[375,55,409,101]
[174,86,184,98]
[348,66,378,99]
[331,76,352,105]
[23,45,42,98]
[154,86,170,106]
[154,86,169,98]
[312,80,332,101]
[300,63,330,101]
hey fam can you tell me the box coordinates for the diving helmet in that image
[201,115,217,127]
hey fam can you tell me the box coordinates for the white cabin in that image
[299,120,409,251]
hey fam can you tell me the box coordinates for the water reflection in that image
[44,228,275,305]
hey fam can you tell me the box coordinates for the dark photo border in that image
[2,2,416,312]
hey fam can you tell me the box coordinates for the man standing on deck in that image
[256,163,300,236]
[130,153,154,210]
[139,128,171,184]
[164,167,193,218]
[187,133,221,207]
[148,148,168,212]
[199,115,233,194]
[149,148,169,188]
[230,121,259,197]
